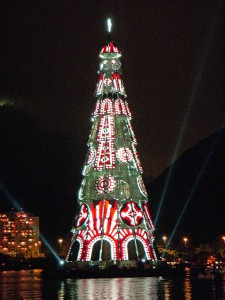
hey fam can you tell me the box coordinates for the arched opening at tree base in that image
[91,239,112,261]
[127,239,146,260]
[68,240,80,261]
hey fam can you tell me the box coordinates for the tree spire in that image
[106,18,113,42]
[107,18,112,33]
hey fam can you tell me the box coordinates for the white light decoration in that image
[94,115,116,170]
[120,201,143,226]
[95,175,116,194]
[87,148,96,164]
[107,18,112,33]
[117,147,133,163]
[118,180,130,200]
[78,179,86,200]
[74,204,88,228]
[137,175,148,197]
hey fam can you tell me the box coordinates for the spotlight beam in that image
[154,3,222,228]
[39,233,62,263]
[162,127,224,257]
[0,183,21,211]
[1,185,62,263]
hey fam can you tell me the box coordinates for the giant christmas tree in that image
[66,21,157,267]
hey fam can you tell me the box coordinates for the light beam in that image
[154,2,222,228]
[1,184,62,263]
[162,127,224,257]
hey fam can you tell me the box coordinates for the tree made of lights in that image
[66,20,157,266]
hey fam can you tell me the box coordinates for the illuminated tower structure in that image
[66,21,157,267]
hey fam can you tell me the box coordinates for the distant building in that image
[0,211,40,258]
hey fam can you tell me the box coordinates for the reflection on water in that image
[184,270,192,300]
[0,269,42,300]
[59,277,165,300]
[0,269,224,299]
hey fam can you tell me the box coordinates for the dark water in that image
[0,269,224,300]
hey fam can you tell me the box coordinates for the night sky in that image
[1,2,225,242]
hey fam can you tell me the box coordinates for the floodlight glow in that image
[59,260,65,265]
[39,233,62,263]
[0,98,14,106]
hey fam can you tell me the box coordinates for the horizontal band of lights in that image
[100,59,121,72]
[96,73,126,95]
[73,200,155,232]
[100,42,121,56]
[68,199,156,261]
[93,98,131,117]
[69,228,154,261]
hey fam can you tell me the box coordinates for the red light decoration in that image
[100,42,121,55]
[94,98,131,117]
[120,201,143,226]
[94,115,116,170]
[68,200,155,261]
[117,147,133,163]
[95,175,116,194]
[87,148,96,164]
[74,204,88,228]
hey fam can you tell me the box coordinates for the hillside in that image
[148,127,225,244]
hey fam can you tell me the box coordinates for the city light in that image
[183,237,188,247]
[162,236,167,246]
[58,238,63,246]
[58,238,63,255]
[59,260,65,265]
